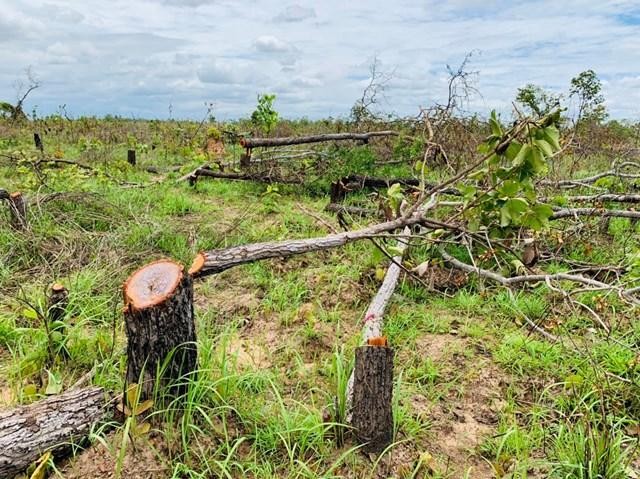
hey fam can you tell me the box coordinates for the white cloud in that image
[0,0,638,119]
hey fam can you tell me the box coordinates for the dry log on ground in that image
[0,387,112,478]
[559,193,640,204]
[190,214,425,278]
[239,131,398,149]
[123,260,197,400]
[550,207,640,220]
[179,164,303,186]
[351,344,395,454]
[540,162,640,188]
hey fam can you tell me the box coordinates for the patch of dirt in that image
[59,431,170,479]
[411,333,509,478]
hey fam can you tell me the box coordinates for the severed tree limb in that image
[550,207,640,220]
[190,212,427,278]
[540,161,640,188]
[239,131,398,149]
[557,193,640,204]
[0,387,113,478]
[179,164,303,186]
[440,249,640,306]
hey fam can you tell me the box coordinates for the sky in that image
[1,0,639,121]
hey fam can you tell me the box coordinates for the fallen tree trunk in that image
[180,164,303,186]
[240,131,398,149]
[550,207,640,220]
[0,387,112,478]
[339,175,461,196]
[123,260,197,400]
[190,214,424,278]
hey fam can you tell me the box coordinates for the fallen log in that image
[179,164,303,186]
[240,131,398,149]
[123,260,197,400]
[558,193,640,204]
[339,175,461,196]
[550,207,640,220]
[189,213,425,279]
[0,387,113,478]
[540,162,640,188]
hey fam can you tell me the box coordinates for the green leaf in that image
[44,370,63,395]
[534,139,554,157]
[489,115,502,137]
[500,205,511,227]
[527,147,547,174]
[504,142,522,161]
[513,144,531,166]
[542,126,561,151]
[497,180,520,198]
[23,308,39,320]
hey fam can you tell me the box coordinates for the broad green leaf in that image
[497,180,519,198]
[489,116,502,137]
[500,205,511,227]
[534,139,554,157]
[527,147,547,174]
[23,308,39,320]
[504,141,522,161]
[513,144,531,166]
[542,126,561,151]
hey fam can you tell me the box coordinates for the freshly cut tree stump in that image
[351,341,394,454]
[123,260,197,400]
[48,283,68,324]
[0,386,112,478]
[8,192,27,230]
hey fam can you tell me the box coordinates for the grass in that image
[0,117,638,477]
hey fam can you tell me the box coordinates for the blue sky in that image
[1,0,639,120]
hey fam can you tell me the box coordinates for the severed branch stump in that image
[48,283,68,324]
[123,260,197,400]
[351,339,395,454]
[8,192,27,230]
[0,387,112,478]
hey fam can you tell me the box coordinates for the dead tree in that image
[123,260,197,400]
[239,131,398,149]
[0,387,112,478]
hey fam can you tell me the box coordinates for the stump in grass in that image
[127,149,136,166]
[123,260,197,400]
[34,132,44,153]
[351,337,394,454]
[8,191,27,230]
[48,283,68,324]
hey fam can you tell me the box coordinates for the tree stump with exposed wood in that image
[8,192,27,230]
[48,283,68,324]
[0,387,112,478]
[351,338,394,454]
[123,260,197,400]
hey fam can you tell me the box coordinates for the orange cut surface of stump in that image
[124,260,183,310]
[188,253,205,276]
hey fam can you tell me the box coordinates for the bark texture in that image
[351,345,394,454]
[8,192,27,230]
[123,260,197,400]
[191,214,424,278]
[240,131,397,149]
[0,387,112,478]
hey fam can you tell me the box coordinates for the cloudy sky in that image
[1,0,639,120]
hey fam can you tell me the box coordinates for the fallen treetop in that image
[239,131,398,149]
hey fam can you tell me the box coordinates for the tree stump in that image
[127,149,136,166]
[34,132,43,153]
[48,283,68,324]
[0,387,112,478]
[123,260,197,400]
[8,192,27,230]
[351,339,394,454]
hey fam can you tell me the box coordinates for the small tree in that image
[251,93,279,134]
[515,84,561,117]
[570,69,607,124]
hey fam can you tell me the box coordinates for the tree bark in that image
[550,207,640,220]
[351,345,395,454]
[123,260,197,400]
[48,283,68,324]
[190,214,424,278]
[239,131,398,149]
[127,149,136,166]
[8,192,27,230]
[0,387,112,479]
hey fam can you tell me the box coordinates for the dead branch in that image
[550,207,640,220]
[440,249,640,305]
